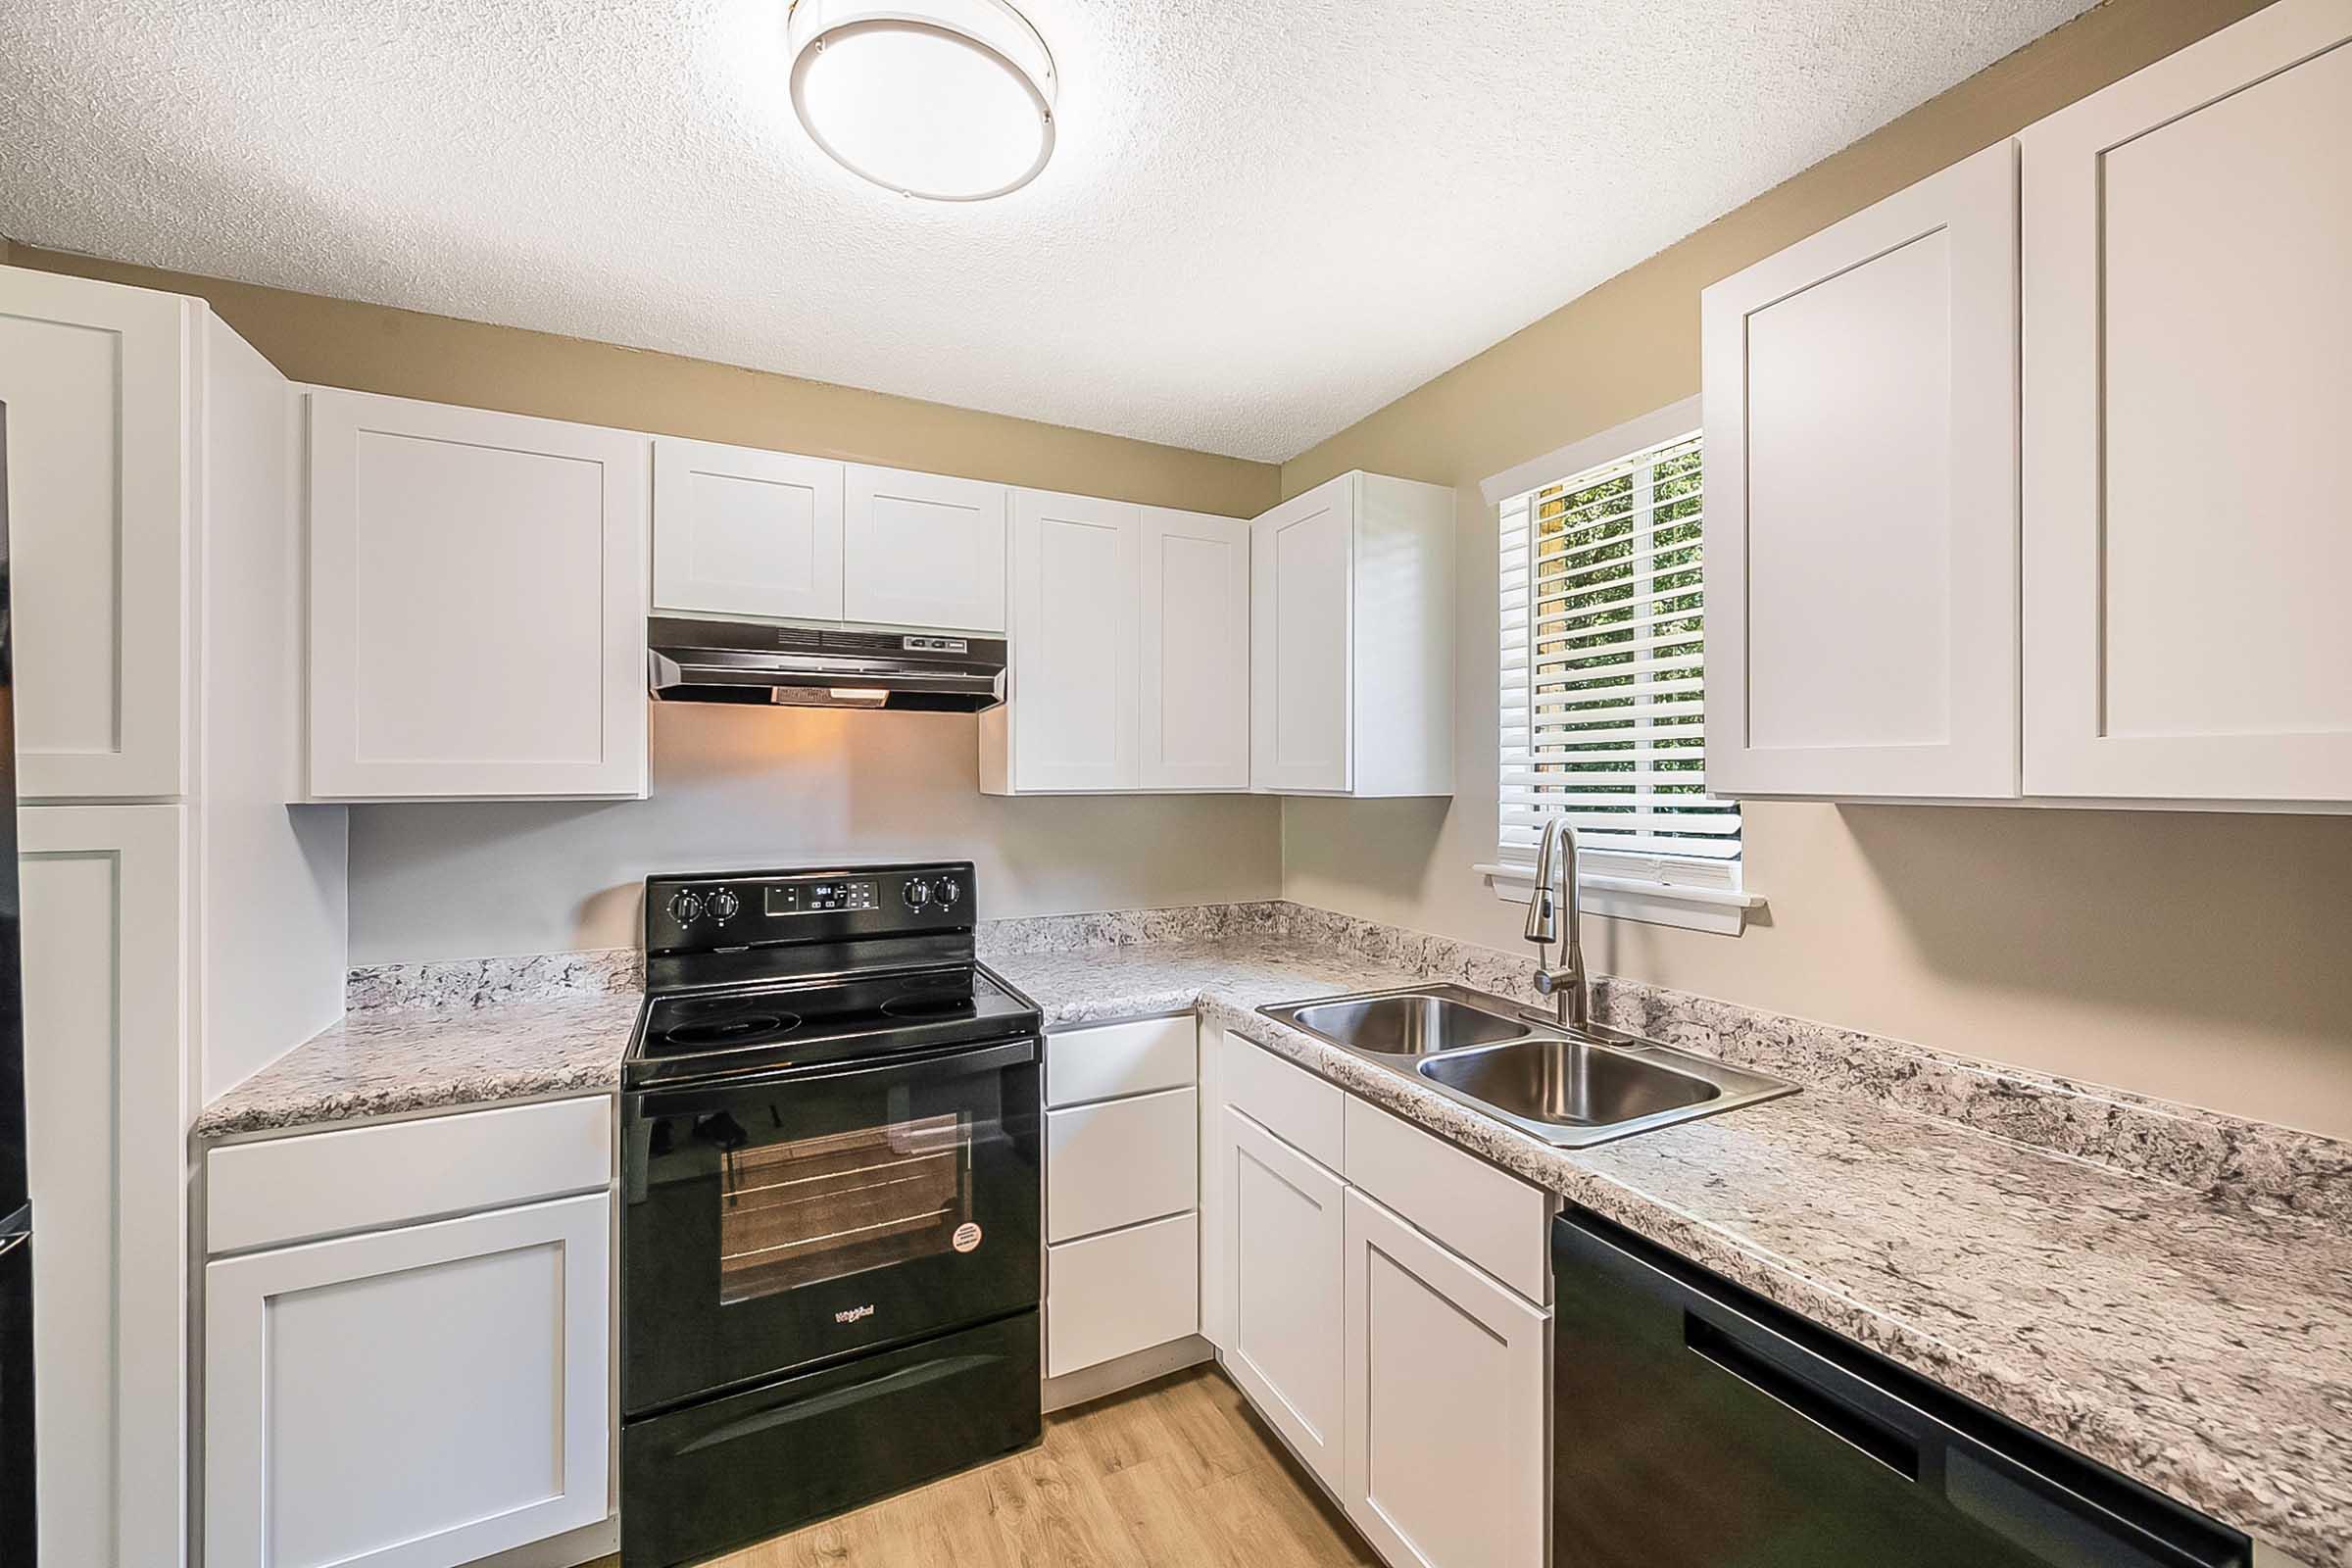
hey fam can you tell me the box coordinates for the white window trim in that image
[1481,396,1763,937]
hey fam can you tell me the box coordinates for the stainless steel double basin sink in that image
[1257,984,1796,1148]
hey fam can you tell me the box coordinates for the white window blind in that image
[1498,427,1741,882]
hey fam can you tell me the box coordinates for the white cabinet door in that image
[206,1193,612,1568]
[1007,488,1140,790]
[0,268,190,800]
[652,436,844,621]
[2022,0,2352,803]
[19,804,188,1568]
[1702,140,2020,800]
[1251,477,1354,793]
[844,463,1007,632]
[1221,1106,1347,1491]
[1141,507,1250,790]
[306,390,649,800]
[1343,1190,1547,1568]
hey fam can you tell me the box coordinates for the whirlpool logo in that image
[834,1303,876,1326]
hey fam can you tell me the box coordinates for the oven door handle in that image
[631,1035,1038,1119]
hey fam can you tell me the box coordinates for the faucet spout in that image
[1523,817,1590,1031]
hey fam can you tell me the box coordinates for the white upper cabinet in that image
[1141,507,1252,791]
[0,267,192,800]
[652,436,844,621]
[1250,471,1455,796]
[984,494,1249,795]
[1001,489,1142,791]
[305,389,650,801]
[2022,0,2352,804]
[1702,140,2021,800]
[843,463,1008,633]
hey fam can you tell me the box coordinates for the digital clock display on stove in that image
[764,879,877,916]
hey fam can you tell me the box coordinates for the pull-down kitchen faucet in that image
[1522,816,1590,1031]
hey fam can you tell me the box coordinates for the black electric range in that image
[618,862,1043,1568]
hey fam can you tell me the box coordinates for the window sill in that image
[1474,862,1763,937]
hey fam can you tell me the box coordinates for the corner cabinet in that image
[304,389,650,801]
[2020,0,2352,805]
[1701,140,2021,800]
[983,493,1249,795]
[1250,471,1455,796]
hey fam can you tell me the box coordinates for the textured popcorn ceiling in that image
[0,0,2093,461]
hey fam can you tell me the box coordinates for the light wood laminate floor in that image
[591,1365,1381,1566]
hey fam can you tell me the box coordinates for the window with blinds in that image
[1497,427,1741,885]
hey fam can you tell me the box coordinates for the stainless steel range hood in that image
[647,615,1006,711]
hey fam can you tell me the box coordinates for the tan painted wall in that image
[1277,0,2352,1141]
[5,245,1287,961]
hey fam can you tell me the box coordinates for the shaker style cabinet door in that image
[843,463,1008,633]
[1140,507,1251,791]
[652,436,845,621]
[1701,139,2020,800]
[1250,478,1355,793]
[2022,0,2352,803]
[305,389,650,800]
[1220,1107,1348,1492]
[1006,488,1141,790]
[19,804,189,1568]
[0,268,191,800]
[1342,1190,1548,1568]
[205,1193,612,1568]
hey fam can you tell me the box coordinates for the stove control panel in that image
[646,862,975,953]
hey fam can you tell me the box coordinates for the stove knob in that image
[934,877,962,909]
[709,889,741,922]
[668,889,706,924]
[903,877,933,910]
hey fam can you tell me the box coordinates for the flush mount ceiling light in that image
[786,0,1057,201]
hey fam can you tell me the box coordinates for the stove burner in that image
[663,1011,799,1047]
[880,994,979,1019]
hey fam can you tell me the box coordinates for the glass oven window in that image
[714,1106,973,1305]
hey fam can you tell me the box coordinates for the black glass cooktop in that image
[627,965,1039,1089]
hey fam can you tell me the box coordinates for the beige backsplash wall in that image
[1278,0,2352,1143]
[5,244,1287,961]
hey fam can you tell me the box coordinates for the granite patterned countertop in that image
[194,990,642,1138]
[991,937,2352,1567]
[196,919,2352,1561]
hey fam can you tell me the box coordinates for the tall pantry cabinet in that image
[0,263,348,1567]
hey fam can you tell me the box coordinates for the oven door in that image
[622,1036,1040,1416]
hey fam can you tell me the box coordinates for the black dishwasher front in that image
[1551,1210,2251,1568]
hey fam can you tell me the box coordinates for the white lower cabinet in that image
[1221,1106,1348,1491]
[204,1191,612,1568]
[1042,1017,1204,1382]
[1213,1038,1553,1568]
[1342,1190,1548,1568]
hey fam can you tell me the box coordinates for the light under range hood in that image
[647,615,1007,711]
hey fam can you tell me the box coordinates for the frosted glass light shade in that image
[787,0,1057,201]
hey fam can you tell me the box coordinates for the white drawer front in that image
[1046,1087,1199,1244]
[1224,1032,1345,1172]
[1343,1097,1551,1304]
[1047,1211,1200,1378]
[207,1096,614,1254]
[1047,1014,1198,1107]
